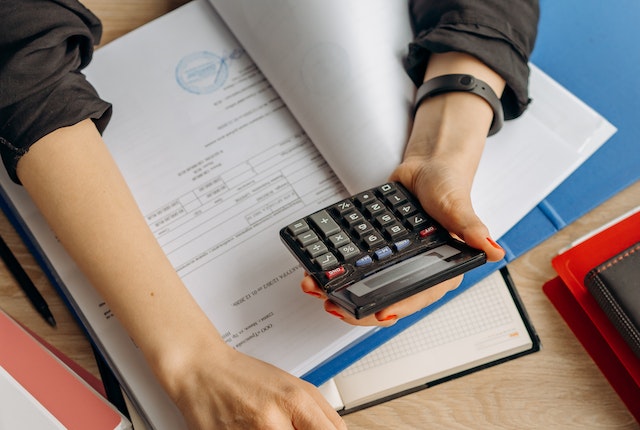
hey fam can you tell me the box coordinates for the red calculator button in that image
[419,226,437,238]
[325,266,346,280]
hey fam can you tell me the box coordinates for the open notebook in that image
[320,268,538,412]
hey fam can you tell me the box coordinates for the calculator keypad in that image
[282,182,448,291]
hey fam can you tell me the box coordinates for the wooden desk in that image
[1,2,638,428]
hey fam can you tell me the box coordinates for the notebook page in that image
[328,271,533,409]
[209,0,616,239]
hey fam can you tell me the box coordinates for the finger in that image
[302,382,348,430]
[374,276,462,321]
[414,186,505,263]
[323,300,392,327]
[290,389,346,430]
[300,274,326,299]
[323,300,398,327]
[421,195,504,262]
[323,275,462,326]
[453,216,505,262]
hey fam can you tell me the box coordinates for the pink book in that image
[0,308,131,429]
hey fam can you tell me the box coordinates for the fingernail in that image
[304,290,323,298]
[486,237,503,250]
[378,314,397,322]
[326,310,344,319]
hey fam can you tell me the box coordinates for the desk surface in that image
[1,2,639,429]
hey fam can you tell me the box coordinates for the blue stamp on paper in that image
[176,51,228,95]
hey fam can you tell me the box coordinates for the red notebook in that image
[546,207,640,421]
[0,308,131,429]
[543,277,640,421]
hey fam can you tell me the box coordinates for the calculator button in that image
[325,266,346,280]
[385,223,407,240]
[364,199,386,217]
[362,232,385,249]
[306,242,328,258]
[385,191,407,206]
[287,220,309,236]
[354,191,376,207]
[375,211,395,228]
[352,221,374,238]
[355,255,374,267]
[394,238,411,251]
[378,183,396,195]
[374,246,393,260]
[406,213,429,229]
[395,202,418,217]
[334,199,355,215]
[315,252,339,270]
[344,210,365,225]
[419,226,437,238]
[309,210,341,237]
[297,230,319,247]
[337,242,361,260]
[328,231,351,248]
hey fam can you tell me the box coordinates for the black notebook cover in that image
[584,242,640,359]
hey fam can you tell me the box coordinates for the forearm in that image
[407,0,539,119]
[405,52,504,172]
[16,119,225,391]
[393,51,507,261]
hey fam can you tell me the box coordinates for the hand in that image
[301,272,462,326]
[300,96,502,325]
[300,92,504,326]
[165,343,346,430]
[301,53,506,326]
[390,95,506,264]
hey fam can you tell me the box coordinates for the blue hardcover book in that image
[497,0,640,261]
[306,0,640,384]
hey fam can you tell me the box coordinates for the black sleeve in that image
[0,0,112,184]
[405,0,539,120]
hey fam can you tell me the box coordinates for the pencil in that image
[0,234,56,327]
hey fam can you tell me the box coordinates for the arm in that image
[1,2,343,428]
[18,119,344,430]
[397,0,539,259]
[302,0,539,326]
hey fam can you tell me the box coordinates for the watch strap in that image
[414,74,504,136]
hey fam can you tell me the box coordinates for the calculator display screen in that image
[346,244,460,297]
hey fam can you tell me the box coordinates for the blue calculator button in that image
[374,246,393,260]
[355,255,373,267]
[394,239,411,251]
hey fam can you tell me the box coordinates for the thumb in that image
[446,211,505,262]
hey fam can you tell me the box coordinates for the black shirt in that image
[0,0,538,184]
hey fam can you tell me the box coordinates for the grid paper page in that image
[341,272,514,376]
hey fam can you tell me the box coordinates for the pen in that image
[0,234,56,327]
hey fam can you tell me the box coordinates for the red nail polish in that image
[486,237,503,250]
[378,314,397,322]
[304,290,323,298]
[327,310,344,319]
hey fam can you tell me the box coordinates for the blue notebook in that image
[304,0,640,385]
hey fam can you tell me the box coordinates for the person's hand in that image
[301,272,462,326]
[390,93,506,264]
[163,341,346,430]
[301,53,506,327]
[300,95,503,325]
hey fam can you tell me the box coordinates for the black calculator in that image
[280,182,486,319]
